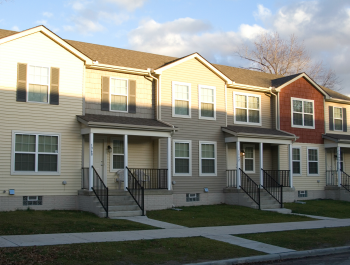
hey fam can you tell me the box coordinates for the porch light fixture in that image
[107,145,112,153]
[241,150,245,156]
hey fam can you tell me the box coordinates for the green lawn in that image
[0,237,263,265]
[239,226,350,251]
[0,210,157,235]
[284,199,350,218]
[147,204,313,227]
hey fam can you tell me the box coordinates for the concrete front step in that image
[107,210,143,218]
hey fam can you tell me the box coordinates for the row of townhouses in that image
[0,26,349,217]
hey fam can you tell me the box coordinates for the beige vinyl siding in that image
[325,102,350,134]
[280,143,326,191]
[160,58,226,193]
[0,32,84,196]
[227,88,275,128]
[85,69,154,119]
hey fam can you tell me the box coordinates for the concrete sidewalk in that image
[1,218,349,248]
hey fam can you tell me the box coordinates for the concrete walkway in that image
[113,216,186,229]
[1,218,349,248]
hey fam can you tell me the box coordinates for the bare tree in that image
[237,32,342,90]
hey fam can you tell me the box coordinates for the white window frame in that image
[172,81,191,118]
[11,131,61,175]
[110,137,124,172]
[243,144,255,173]
[27,64,51,104]
[198,85,216,120]
[292,147,302,176]
[109,77,128,113]
[199,141,217,176]
[291,97,315,129]
[173,140,192,176]
[307,147,319,176]
[333,106,343,131]
[233,92,262,126]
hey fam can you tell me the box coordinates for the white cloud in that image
[98,11,129,25]
[11,25,19,31]
[254,4,272,21]
[103,0,146,11]
[68,17,105,35]
[43,12,53,18]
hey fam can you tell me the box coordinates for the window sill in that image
[199,116,216,121]
[110,109,128,113]
[291,125,315,129]
[173,174,192,177]
[11,171,60,176]
[234,121,262,126]
[199,173,217,177]
[172,114,191,119]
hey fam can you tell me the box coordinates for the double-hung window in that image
[28,65,50,103]
[12,132,60,174]
[243,145,255,173]
[234,93,261,125]
[110,78,128,112]
[172,82,191,118]
[111,139,124,170]
[292,148,301,175]
[173,140,191,176]
[199,85,216,119]
[199,141,217,176]
[291,98,314,128]
[334,107,343,131]
[307,148,318,175]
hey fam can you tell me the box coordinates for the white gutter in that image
[270,87,279,130]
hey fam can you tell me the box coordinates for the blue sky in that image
[1,0,350,94]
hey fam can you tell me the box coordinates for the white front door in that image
[93,138,106,183]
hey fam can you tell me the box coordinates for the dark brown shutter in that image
[101,76,110,111]
[329,106,334,131]
[17,63,27,102]
[50,67,60,105]
[128,79,136,113]
[343,108,347,132]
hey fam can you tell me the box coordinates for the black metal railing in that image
[239,169,260,209]
[126,167,145,216]
[341,171,350,192]
[261,169,283,208]
[226,170,237,188]
[326,170,338,186]
[127,168,168,189]
[81,167,89,189]
[263,170,290,187]
[91,166,109,218]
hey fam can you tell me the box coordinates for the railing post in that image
[260,142,263,186]
[142,187,145,216]
[337,147,341,187]
[289,144,293,188]
[106,187,109,218]
[167,137,171,190]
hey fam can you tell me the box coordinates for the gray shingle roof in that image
[321,86,350,101]
[323,133,350,142]
[223,125,295,137]
[77,114,172,128]
[271,73,303,88]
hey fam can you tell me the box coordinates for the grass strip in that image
[284,199,350,218]
[0,210,157,235]
[0,237,264,265]
[239,226,350,251]
[147,204,313,227]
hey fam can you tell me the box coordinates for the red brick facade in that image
[279,77,324,144]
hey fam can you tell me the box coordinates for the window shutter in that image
[17,63,27,102]
[343,108,347,132]
[128,79,136,113]
[101,76,110,111]
[50,67,60,105]
[329,106,334,131]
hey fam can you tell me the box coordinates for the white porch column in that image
[260,142,263,186]
[124,135,128,191]
[337,146,341,187]
[289,144,293,188]
[236,141,241,188]
[167,137,172,190]
[89,132,94,191]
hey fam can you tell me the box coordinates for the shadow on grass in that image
[147,204,314,227]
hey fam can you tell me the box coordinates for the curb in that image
[185,246,350,265]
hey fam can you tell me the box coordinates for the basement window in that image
[298,191,308,198]
[23,196,43,206]
[186,193,200,202]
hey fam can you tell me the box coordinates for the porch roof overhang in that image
[323,133,350,148]
[222,125,296,144]
[77,114,176,137]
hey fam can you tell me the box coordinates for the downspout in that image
[270,87,279,130]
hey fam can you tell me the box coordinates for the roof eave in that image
[222,128,296,140]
